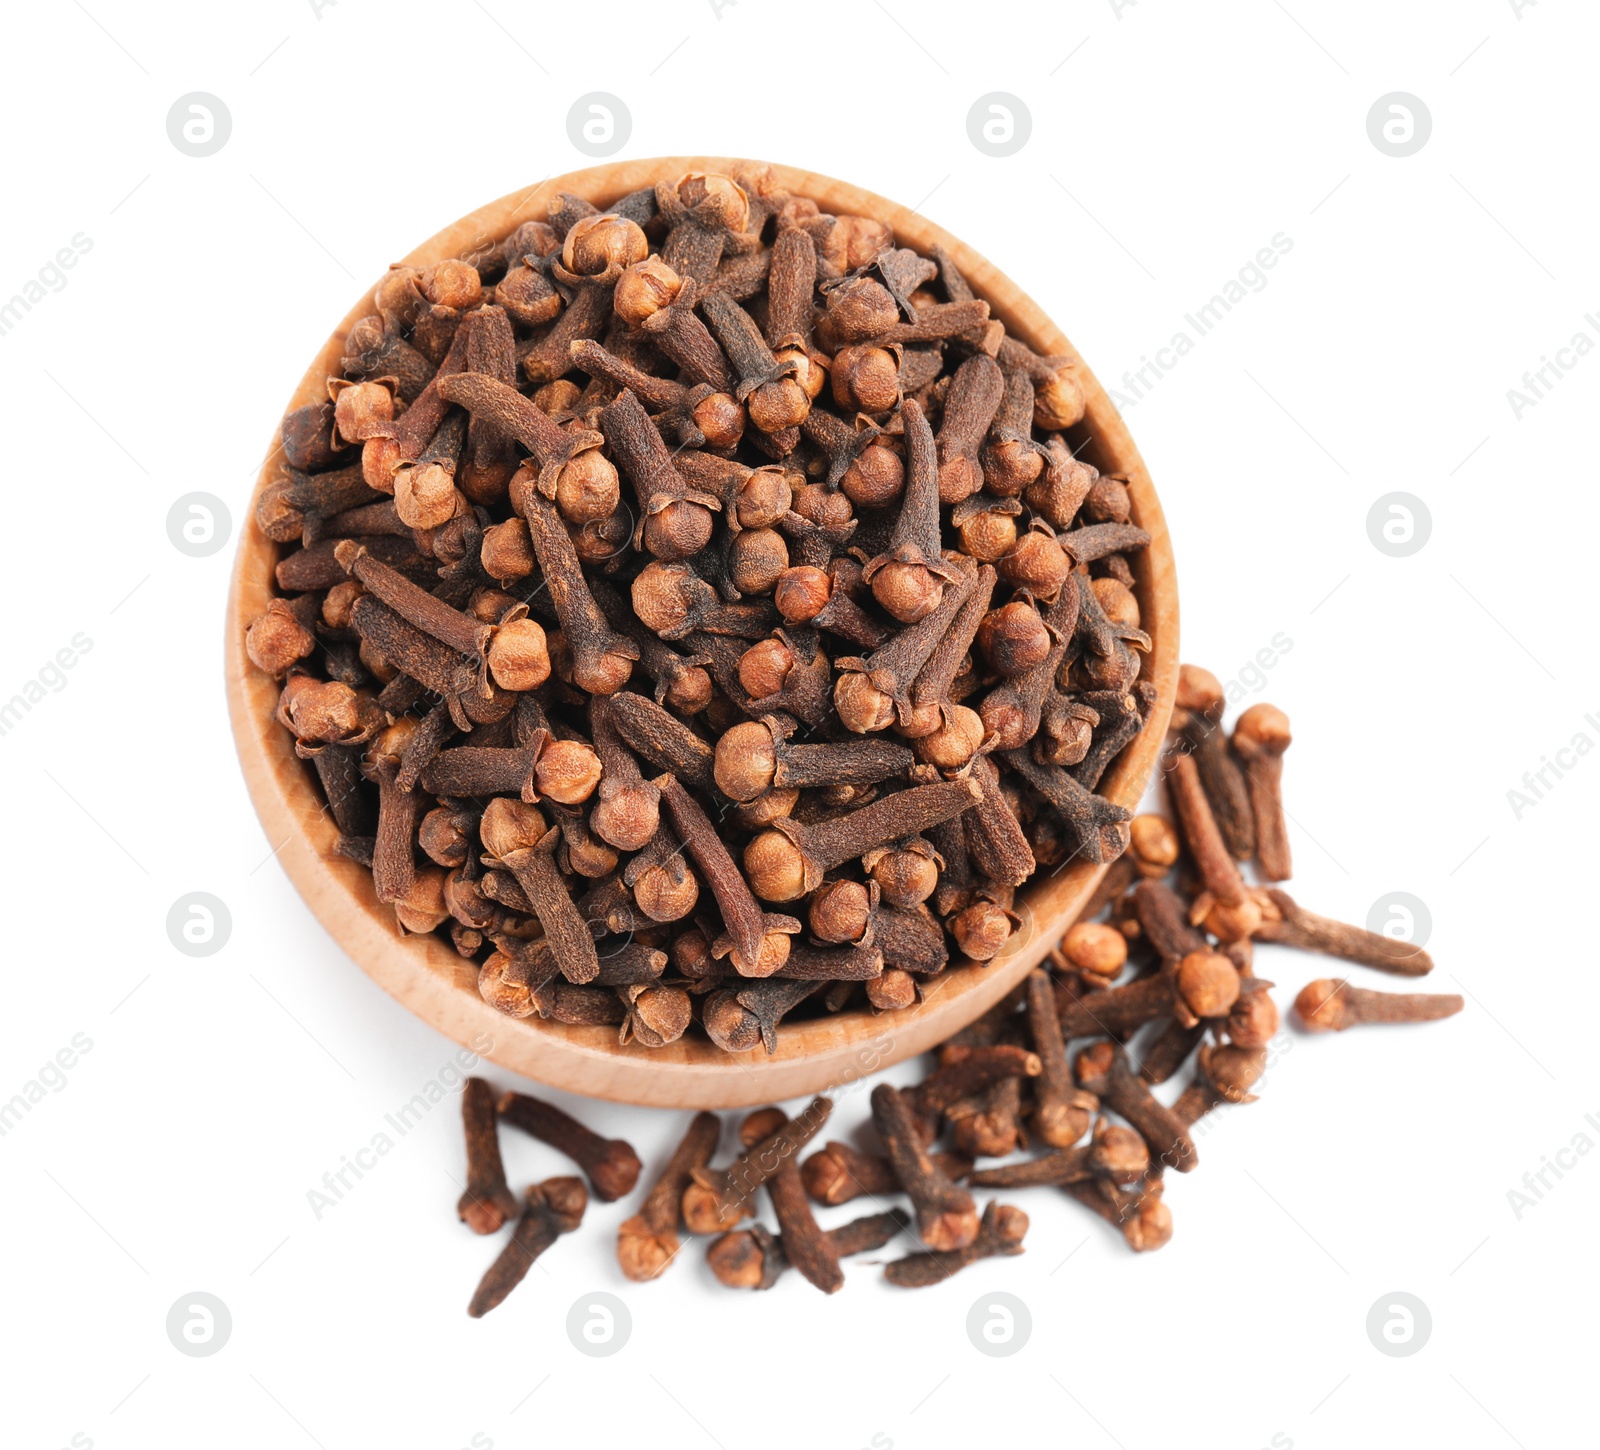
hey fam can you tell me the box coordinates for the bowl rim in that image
[225,156,1179,1107]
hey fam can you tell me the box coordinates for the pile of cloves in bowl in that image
[249,165,1160,1051]
[448,661,1460,1306]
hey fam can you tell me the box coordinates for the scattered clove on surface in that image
[456,1076,518,1234]
[616,1109,721,1281]
[447,642,1458,1297]
[466,1176,587,1317]
[497,1091,641,1201]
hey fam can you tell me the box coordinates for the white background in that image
[0,2,1591,1447]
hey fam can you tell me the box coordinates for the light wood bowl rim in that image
[224,156,1179,1107]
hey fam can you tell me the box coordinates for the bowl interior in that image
[225,157,1178,1107]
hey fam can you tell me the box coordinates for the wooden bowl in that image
[226,157,1179,1107]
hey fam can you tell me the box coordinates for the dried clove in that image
[1075,1041,1197,1173]
[707,1208,908,1291]
[703,976,824,1053]
[1164,748,1246,907]
[1025,969,1095,1147]
[586,695,661,851]
[968,1119,1148,1189]
[883,1200,1027,1287]
[765,1147,845,1292]
[1232,704,1292,880]
[479,800,600,984]
[616,1109,720,1281]
[712,716,913,802]
[1255,889,1435,975]
[467,1177,587,1317]
[862,399,962,623]
[606,691,717,795]
[683,1097,832,1233]
[911,1044,1042,1128]
[456,1077,518,1234]
[1293,980,1463,1032]
[745,777,981,900]
[657,772,767,971]
[1174,665,1254,860]
[871,1083,979,1251]
[497,1091,641,1201]
[801,1140,972,1207]
[1063,1177,1171,1253]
